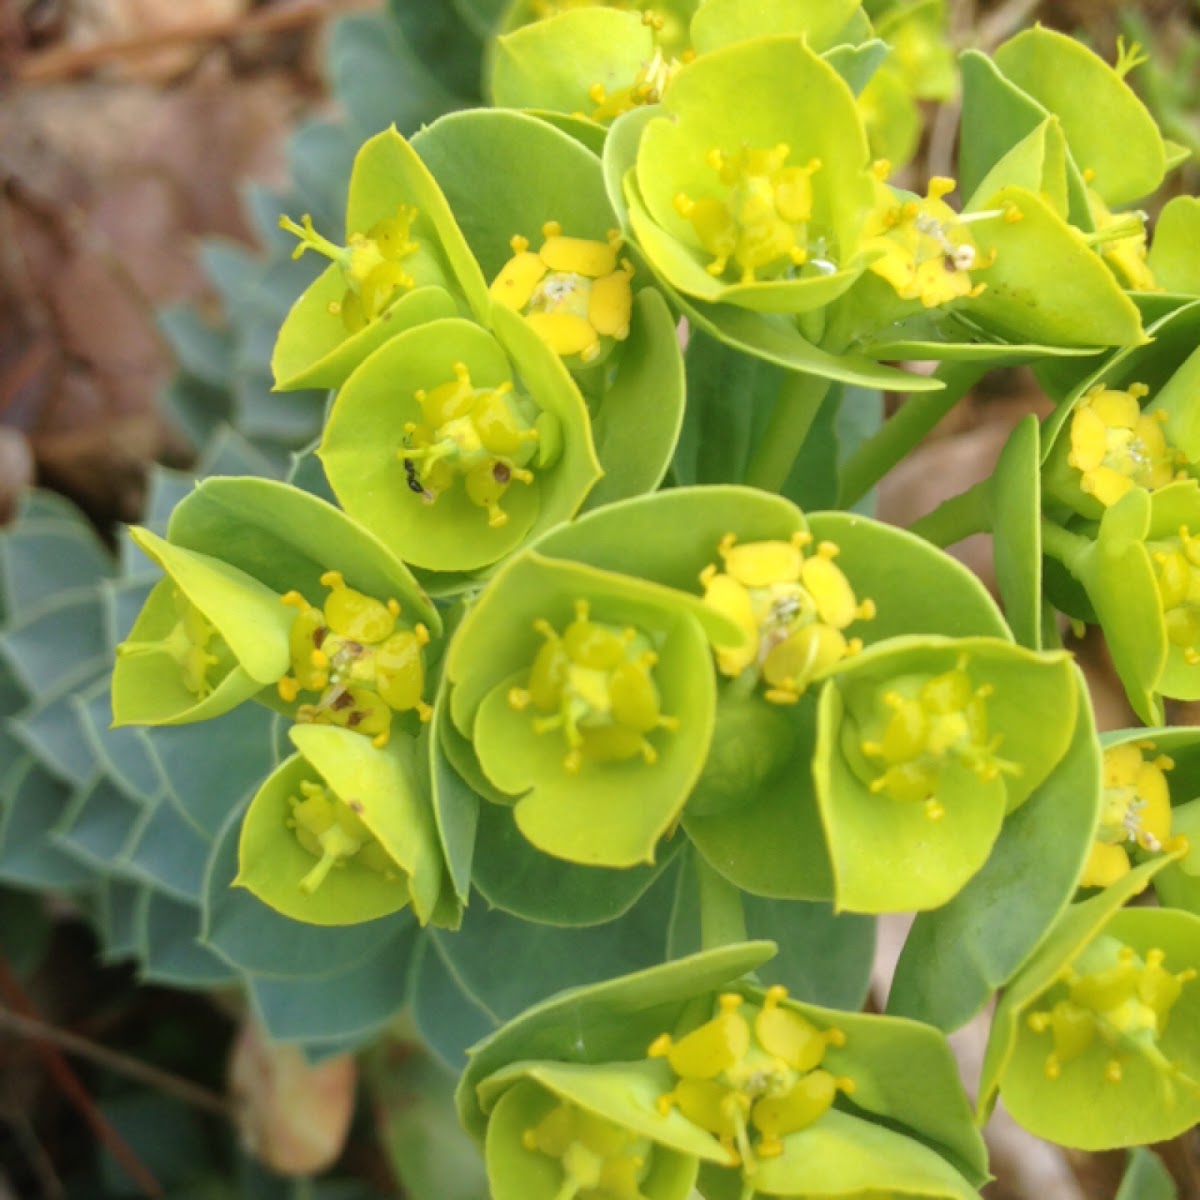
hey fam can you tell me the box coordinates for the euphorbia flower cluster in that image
[94,3,1200,1194]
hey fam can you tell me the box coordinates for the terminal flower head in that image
[648,986,852,1176]
[1060,382,1185,513]
[276,568,432,747]
[402,360,546,529]
[672,144,822,285]
[280,207,419,333]
[507,598,680,775]
[858,171,994,309]
[1081,741,1178,889]
[236,724,446,926]
[489,222,634,365]
[699,531,875,704]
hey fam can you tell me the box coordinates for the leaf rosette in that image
[816,636,1077,912]
[236,723,447,927]
[272,127,488,391]
[444,550,740,868]
[319,311,602,580]
[980,863,1200,1149]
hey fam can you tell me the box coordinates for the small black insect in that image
[403,455,424,495]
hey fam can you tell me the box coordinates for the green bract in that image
[816,636,1077,912]
[980,864,1200,1149]
[319,312,601,579]
[628,37,873,315]
[236,724,446,927]
[459,944,987,1200]
[272,127,487,390]
[445,550,736,867]
[1048,480,1200,725]
[412,107,686,508]
[113,527,293,726]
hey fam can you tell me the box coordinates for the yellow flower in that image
[507,599,678,774]
[699,532,875,704]
[673,144,822,284]
[859,171,994,308]
[1026,936,1196,1088]
[1081,742,1175,888]
[1067,382,1184,508]
[490,221,634,364]
[276,570,432,745]
[1086,187,1159,292]
[648,987,853,1173]
[279,207,419,332]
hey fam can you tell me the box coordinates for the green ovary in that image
[286,778,399,895]
[1025,936,1197,1095]
[856,656,1018,821]
[647,987,852,1177]
[401,360,554,528]
[673,144,822,283]
[523,1100,653,1200]
[507,599,678,774]
[276,569,431,746]
[279,207,419,332]
[118,588,230,699]
[1152,525,1200,665]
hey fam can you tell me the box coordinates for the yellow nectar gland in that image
[489,221,634,364]
[400,360,545,528]
[522,1099,653,1200]
[285,779,400,895]
[648,987,852,1175]
[1086,189,1159,292]
[1081,742,1178,888]
[278,207,419,333]
[860,172,996,309]
[1153,525,1200,666]
[1025,936,1198,1099]
[117,587,226,700]
[506,599,678,774]
[1068,382,1184,508]
[700,531,875,705]
[275,569,431,746]
[858,654,1019,822]
[673,144,822,284]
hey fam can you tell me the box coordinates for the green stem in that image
[1039,518,1091,576]
[695,853,747,951]
[837,360,986,508]
[743,371,833,495]
[906,480,991,547]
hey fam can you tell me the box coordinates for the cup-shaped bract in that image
[272,127,488,391]
[319,312,601,580]
[980,867,1200,1149]
[627,36,876,315]
[1067,480,1200,725]
[815,637,1078,913]
[1040,302,1200,521]
[458,944,987,1200]
[159,477,443,746]
[236,724,445,926]
[445,551,739,867]
[113,527,294,726]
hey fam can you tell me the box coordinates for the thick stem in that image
[907,480,991,547]
[837,359,986,509]
[695,853,747,951]
[743,371,833,495]
[1039,518,1091,576]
